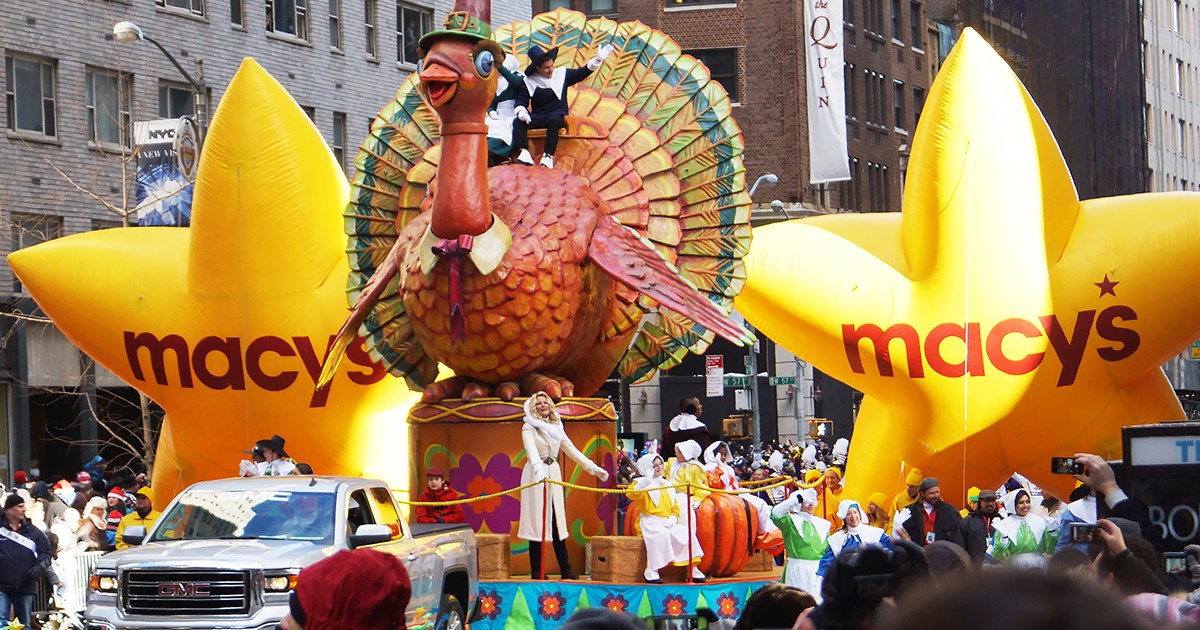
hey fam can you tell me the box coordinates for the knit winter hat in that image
[13,471,27,485]
[108,487,125,500]
[294,549,412,629]
[904,468,924,487]
[3,493,24,510]
[918,477,940,493]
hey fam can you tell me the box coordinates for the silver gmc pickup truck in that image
[83,476,477,630]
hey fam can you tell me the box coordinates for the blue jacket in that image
[0,518,52,593]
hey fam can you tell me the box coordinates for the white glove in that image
[772,493,801,518]
[532,462,548,483]
[594,467,610,483]
[515,106,531,123]
[487,110,501,120]
[597,43,615,62]
[238,460,258,477]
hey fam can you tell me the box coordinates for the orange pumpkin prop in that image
[624,492,761,577]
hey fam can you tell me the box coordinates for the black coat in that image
[902,500,965,548]
[0,519,52,593]
[959,510,997,564]
[519,66,595,119]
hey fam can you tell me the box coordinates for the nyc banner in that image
[134,118,195,227]
[805,0,851,184]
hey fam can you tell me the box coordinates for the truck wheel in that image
[436,594,464,630]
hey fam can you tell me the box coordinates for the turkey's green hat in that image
[419,0,493,55]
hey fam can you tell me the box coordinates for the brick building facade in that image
[539,0,932,213]
[0,0,530,480]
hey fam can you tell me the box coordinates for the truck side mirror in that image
[122,526,147,546]
[348,524,392,548]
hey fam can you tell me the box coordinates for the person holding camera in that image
[991,487,1057,563]
[0,492,52,626]
[1069,453,1157,548]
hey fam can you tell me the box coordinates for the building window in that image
[159,82,196,119]
[891,0,902,40]
[157,0,206,16]
[912,85,925,129]
[397,3,433,66]
[4,54,56,138]
[302,105,316,121]
[1174,0,1182,32]
[588,0,614,13]
[267,0,310,41]
[329,0,343,49]
[688,49,739,104]
[85,67,132,148]
[864,69,885,126]
[1179,118,1186,157]
[11,213,62,292]
[845,62,857,119]
[846,0,855,25]
[332,111,347,170]
[547,0,570,8]
[365,0,378,58]
[893,79,904,130]
[841,157,861,211]
[1177,58,1185,95]
[864,0,884,36]
[910,1,921,47]
[231,0,246,26]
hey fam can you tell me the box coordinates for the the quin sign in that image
[158,582,211,597]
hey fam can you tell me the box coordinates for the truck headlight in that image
[89,574,118,593]
[263,575,298,592]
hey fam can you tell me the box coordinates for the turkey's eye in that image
[474,51,495,77]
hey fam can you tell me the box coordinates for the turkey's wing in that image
[588,215,752,346]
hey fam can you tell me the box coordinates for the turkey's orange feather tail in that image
[316,254,400,390]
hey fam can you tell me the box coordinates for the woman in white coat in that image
[518,392,609,579]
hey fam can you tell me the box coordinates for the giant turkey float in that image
[316,0,778,624]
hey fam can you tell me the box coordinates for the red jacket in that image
[415,486,465,524]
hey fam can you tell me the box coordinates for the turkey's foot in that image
[495,382,521,402]
[421,376,470,403]
[520,373,576,401]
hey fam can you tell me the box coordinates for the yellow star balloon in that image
[8,59,420,501]
[735,30,1200,504]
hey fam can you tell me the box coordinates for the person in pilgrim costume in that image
[992,487,1058,562]
[666,439,710,512]
[518,392,609,579]
[816,499,893,578]
[486,54,526,164]
[662,396,712,459]
[511,43,615,168]
[626,453,705,583]
[770,488,831,601]
[704,441,779,537]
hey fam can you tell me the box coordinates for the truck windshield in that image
[149,490,336,545]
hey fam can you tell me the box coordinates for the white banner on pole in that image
[805,0,851,184]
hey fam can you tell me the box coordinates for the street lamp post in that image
[112,21,207,144]
[748,172,778,198]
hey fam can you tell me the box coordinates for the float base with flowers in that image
[471,573,779,628]
[410,397,619,576]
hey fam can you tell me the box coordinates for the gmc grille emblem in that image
[157,582,211,597]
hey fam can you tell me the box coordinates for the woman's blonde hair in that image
[529,391,562,423]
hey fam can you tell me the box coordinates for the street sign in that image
[705,355,724,397]
[768,376,796,386]
[1191,340,1200,360]
[724,375,749,387]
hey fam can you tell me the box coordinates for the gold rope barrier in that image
[394,475,799,506]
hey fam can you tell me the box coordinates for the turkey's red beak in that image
[419,57,459,108]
